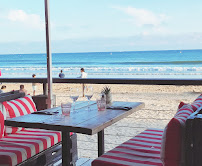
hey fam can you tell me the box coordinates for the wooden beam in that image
[0,78,202,85]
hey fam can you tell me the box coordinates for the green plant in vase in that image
[102,86,112,106]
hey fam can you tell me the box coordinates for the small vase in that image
[106,93,112,106]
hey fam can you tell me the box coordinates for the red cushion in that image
[191,94,202,111]
[3,95,37,135]
[0,111,4,138]
[0,128,61,166]
[160,103,194,166]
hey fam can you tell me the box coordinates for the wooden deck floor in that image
[54,158,93,166]
[76,158,93,166]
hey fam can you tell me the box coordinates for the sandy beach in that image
[2,83,202,159]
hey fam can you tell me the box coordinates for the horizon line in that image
[0,48,202,56]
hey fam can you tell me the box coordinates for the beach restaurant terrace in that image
[1,0,202,165]
[1,77,202,165]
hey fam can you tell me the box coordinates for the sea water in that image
[0,49,202,79]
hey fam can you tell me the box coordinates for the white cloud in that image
[113,6,168,27]
[7,10,44,30]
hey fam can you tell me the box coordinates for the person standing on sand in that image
[19,84,27,95]
[78,68,87,97]
[79,68,87,78]
[59,70,65,78]
[0,85,6,93]
[32,74,37,96]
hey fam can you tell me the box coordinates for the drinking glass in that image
[61,102,71,116]
[69,88,80,112]
[96,93,106,111]
[84,86,93,110]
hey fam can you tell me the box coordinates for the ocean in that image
[0,49,202,79]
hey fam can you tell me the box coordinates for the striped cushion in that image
[0,102,6,119]
[3,95,37,135]
[0,111,4,138]
[191,94,202,111]
[0,128,61,166]
[92,129,163,166]
[160,102,194,166]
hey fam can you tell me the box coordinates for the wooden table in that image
[5,101,145,166]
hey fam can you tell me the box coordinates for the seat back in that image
[0,91,25,102]
[185,107,202,166]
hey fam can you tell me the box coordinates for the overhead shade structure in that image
[44,0,53,108]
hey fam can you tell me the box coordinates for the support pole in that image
[44,0,53,108]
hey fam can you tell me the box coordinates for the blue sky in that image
[1,0,202,54]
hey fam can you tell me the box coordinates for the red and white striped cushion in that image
[0,128,61,166]
[160,102,194,166]
[191,94,202,111]
[0,111,4,138]
[0,102,6,119]
[3,95,37,135]
[92,129,163,166]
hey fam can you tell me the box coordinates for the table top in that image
[5,101,145,135]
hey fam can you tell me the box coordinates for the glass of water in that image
[84,86,93,110]
[61,102,71,116]
[69,88,80,112]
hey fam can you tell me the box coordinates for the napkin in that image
[32,111,59,115]
[107,106,132,111]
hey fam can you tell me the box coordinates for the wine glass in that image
[69,88,80,112]
[84,86,93,110]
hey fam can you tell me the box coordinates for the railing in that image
[1,77,202,95]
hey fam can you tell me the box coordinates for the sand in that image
[2,83,202,159]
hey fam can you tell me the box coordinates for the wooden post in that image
[43,83,48,95]
[44,0,53,108]
[82,83,85,97]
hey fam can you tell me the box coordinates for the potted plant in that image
[102,86,112,106]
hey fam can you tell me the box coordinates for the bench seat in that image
[0,128,61,166]
[0,92,78,166]
[92,129,163,166]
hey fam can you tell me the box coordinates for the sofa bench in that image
[0,91,78,166]
[92,94,202,166]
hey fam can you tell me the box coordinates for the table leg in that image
[62,131,73,166]
[98,130,104,157]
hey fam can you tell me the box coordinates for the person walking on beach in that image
[79,68,87,78]
[78,68,87,97]
[32,74,37,96]
[0,85,6,93]
[19,84,27,95]
[59,70,65,78]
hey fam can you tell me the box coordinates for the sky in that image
[0,0,202,54]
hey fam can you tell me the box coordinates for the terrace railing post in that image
[82,83,85,97]
[43,83,48,95]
